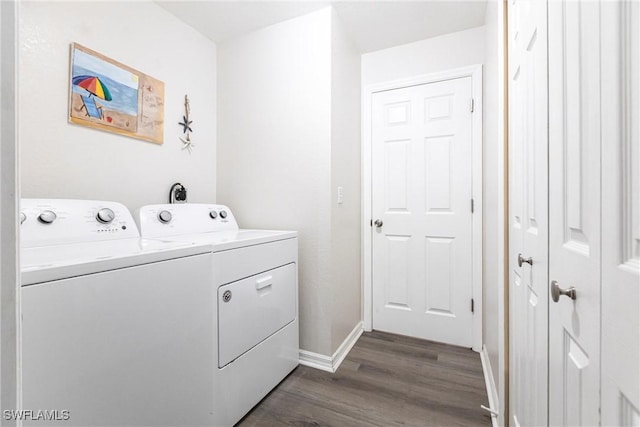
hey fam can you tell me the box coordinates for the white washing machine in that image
[136,203,299,426]
[20,199,218,426]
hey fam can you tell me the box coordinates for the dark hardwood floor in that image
[238,331,492,426]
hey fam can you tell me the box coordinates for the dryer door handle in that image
[256,275,273,290]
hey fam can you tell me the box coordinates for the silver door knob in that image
[374,219,383,228]
[550,280,577,302]
[518,253,533,267]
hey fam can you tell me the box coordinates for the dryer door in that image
[218,263,296,367]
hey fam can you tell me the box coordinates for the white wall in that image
[217,8,334,355]
[483,0,505,421]
[362,26,486,86]
[19,1,217,212]
[218,7,362,356]
[330,9,362,351]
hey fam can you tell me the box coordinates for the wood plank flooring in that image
[237,331,492,426]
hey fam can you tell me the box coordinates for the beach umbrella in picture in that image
[72,75,112,101]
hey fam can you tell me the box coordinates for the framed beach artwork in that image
[69,43,165,144]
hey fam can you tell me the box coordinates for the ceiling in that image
[156,1,488,53]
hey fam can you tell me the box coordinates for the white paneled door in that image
[548,1,601,425]
[508,0,548,426]
[371,77,474,347]
[600,1,640,425]
[512,1,640,425]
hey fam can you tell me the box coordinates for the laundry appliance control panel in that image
[135,204,238,238]
[20,199,140,248]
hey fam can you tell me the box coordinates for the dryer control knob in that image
[219,210,228,219]
[20,212,27,225]
[209,210,218,219]
[96,208,115,224]
[158,210,173,223]
[38,210,57,224]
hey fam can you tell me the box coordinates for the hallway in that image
[239,331,492,426]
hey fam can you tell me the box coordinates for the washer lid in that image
[21,238,212,286]
[155,229,297,252]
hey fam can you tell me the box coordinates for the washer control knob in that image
[219,210,228,219]
[38,210,57,224]
[209,210,218,219]
[158,210,173,224]
[96,208,115,224]
[20,212,27,225]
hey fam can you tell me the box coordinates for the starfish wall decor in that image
[178,94,194,153]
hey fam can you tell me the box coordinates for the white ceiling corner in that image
[155,0,488,53]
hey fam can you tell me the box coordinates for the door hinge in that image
[471,98,475,113]
[471,198,475,213]
[471,298,475,313]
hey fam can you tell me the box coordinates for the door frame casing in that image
[362,64,483,351]
[1,0,22,421]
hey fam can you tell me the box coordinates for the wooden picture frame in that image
[69,43,165,144]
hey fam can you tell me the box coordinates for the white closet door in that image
[601,1,640,425]
[508,1,549,426]
[548,1,601,425]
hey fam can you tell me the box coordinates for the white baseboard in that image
[330,321,364,371]
[298,349,334,372]
[299,321,364,373]
[480,345,499,427]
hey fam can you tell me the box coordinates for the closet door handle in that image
[550,280,577,302]
[518,253,533,267]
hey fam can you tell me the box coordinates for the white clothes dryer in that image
[136,203,299,426]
